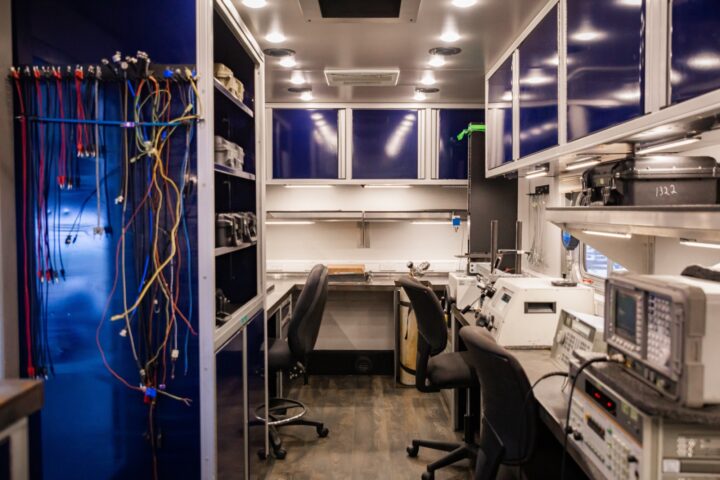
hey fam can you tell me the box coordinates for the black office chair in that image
[459,327,537,480]
[399,276,479,480]
[256,264,329,459]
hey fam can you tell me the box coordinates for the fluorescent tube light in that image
[362,185,412,189]
[636,136,700,155]
[412,221,452,225]
[525,167,549,179]
[242,0,267,8]
[266,221,315,225]
[679,239,720,250]
[566,157,600,171]
[582,230,632,239]
[284,185,333,189]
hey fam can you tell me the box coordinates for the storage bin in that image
[214,136,245,169]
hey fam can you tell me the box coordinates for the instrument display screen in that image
[615,290,639,342]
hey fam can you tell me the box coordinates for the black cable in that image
[517,370,569,461]
[560,356,620,480]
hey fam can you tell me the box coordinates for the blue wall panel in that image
[246,312,266,479]
[272,109,339,179]
[216,329,246,480]
[567,0,645,141]
[352,110,419,179]
[670,0,720,104]
[487,58,514,169]
[13,1,201,479]
[438,109,484,180]
[519,6,559,158]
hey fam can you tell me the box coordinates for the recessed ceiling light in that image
[290,71,306,85]
[242,0,267,8]
[266,32,286,43]
[428,55,445,68]
[263,48,297,68]
[280,56,296,68]
[440,31,460,43]
[420,72,436,85]
[452,0,477,7]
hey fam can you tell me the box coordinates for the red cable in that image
[34,74,47,280]
[14,75,34,378]
[55,73,66,187]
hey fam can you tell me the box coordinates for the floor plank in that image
[259,375,473,480]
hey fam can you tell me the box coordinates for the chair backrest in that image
[460,327,537,466]
[288,264,329,364]
[398,276,448,391]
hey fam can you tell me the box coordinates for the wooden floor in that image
[257,375,473,480]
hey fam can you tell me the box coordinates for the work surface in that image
[266,273,449,312]
[0,379,43,431]
[452,307,720,479]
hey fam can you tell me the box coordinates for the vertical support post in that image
[490,220,499,274]
[0,0,19,379]
[515,220,523,275]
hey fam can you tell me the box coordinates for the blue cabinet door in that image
[246,312,266,479]
[519,6,559,157]
[670,0,720,104]
[438,109,484,180]
[487,57,514,168]
[216,329,246,480]
[352,109,419,179]
[272,109,340,179]
[567,0,645,141]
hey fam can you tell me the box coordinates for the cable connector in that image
[171,349,180,360]
[119,328,127,337]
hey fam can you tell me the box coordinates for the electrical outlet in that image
[469,262,481,274]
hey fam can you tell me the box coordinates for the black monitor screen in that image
[615,290,638,341]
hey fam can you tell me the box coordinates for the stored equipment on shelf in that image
[568,361,720,479]
[605,273,720,407]
[551,309,606,368]
[580,155,719,206]
[214,63,245,102]
[216,212,257,247]
[215,135,245,170]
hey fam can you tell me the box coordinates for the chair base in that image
[255,396,329,460]
[407,440,478,480]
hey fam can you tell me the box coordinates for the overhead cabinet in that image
[437,109,485,180]
[487,57,514,168]
[518,5,559,157]
[272,109,341,179]
[566,0,645,141]
[352,109,419,179]
[670,0,720,105]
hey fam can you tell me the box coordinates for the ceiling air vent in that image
[299,0,421,23]
[324,68,400,87]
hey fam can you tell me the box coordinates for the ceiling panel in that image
[234,0,549,103]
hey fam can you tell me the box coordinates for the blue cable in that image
[181,85,195,375]
[24,116,191,128]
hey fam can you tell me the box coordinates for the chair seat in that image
[427,351,476,389]
[268,338,294,373]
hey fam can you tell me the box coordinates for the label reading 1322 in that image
[656,184,678,197]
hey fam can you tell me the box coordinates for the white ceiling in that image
[234,0,548,104]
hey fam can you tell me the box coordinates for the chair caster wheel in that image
[258,449,268,460]
[421,472,434,480]
[274,448,287,460]
[317,426,329,438]
[407,445,419,457]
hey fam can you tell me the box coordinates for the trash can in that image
[397,286,418,386]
